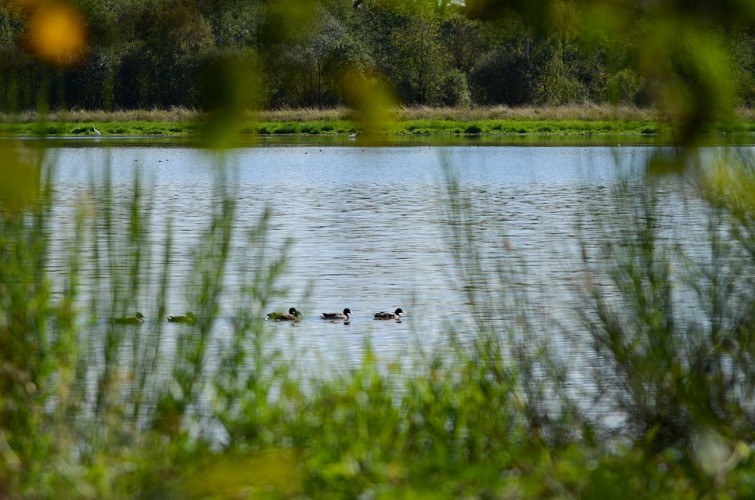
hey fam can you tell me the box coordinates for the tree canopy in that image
[0,0,752,122]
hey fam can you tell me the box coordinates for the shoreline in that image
[0,105,752,140]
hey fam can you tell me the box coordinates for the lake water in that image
[37,139,743,372]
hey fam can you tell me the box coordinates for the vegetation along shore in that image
[1,105,753,139]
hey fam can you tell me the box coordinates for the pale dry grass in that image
[395,104,659,121]
[738,106,755,121]
[0,107,203,123]
[256,104,660,122]
[254,107,354,121]
[1,104,750,123]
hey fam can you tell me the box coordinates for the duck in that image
[267,307,301,321]
[373,308,404,320]
[112,312,145,325]
[167,312,196,324]
[321,308,351,321]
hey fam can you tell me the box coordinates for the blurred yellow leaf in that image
[341,67,397,137]
[260,0,317,45]
[199,51,262,149]
[25,2,87,66]
[545,0,579,42]
[182,449,302,498]
[636,18,734,144]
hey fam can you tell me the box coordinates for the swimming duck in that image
[321,308,351,320]
[373,308,404,320]
[167,312,196,324]
[267,307,301,321]
[112,312,145,325]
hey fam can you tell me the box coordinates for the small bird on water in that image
[321,308,351,321]
[267,307,301,321]
[112,312,145,325]
[373,308,404,320]
[167,312,196,324]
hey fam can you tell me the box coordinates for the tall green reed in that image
[431,148,754,496]
[439,161,579,449]
[0,137,753,497]
[574,157,754,452]
[0,143,54,495]
[0,142,295,495]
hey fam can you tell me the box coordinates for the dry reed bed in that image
[0,105,672,123]
[0,104,755,123]
[0,107,202,123]
[393,104,661,121]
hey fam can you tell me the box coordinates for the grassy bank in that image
[2,105,753,138]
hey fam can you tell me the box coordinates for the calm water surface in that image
[44,142,730,369]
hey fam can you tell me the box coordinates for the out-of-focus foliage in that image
[341,67,398,134]
[0,141,41,212]
[0,1,754,499]
[2,141,753,496]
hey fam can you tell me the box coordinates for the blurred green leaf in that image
[0,142,41,213]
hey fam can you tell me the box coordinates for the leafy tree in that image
[0,0,751,111]
[265,3,371,108]
[728,28,755,107]
[469,21,544,105]
[356,2,453,105]
[0,5,29,111]
[441,12,485,77]
[391,9,448,104]
[195,0,263,48]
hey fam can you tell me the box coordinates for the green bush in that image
[608,68,646,105]
[464,124,482,134]
[436,70,473,107]
[273,123,298,134]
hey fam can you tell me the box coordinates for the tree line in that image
[0,0,753,113]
